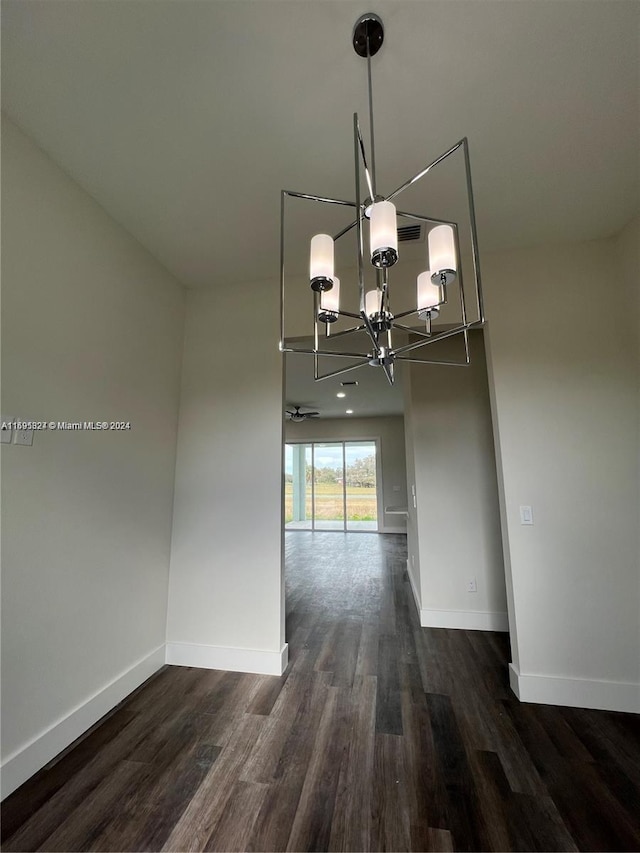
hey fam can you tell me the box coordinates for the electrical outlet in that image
[14,428,34,446]
[467,577,477,593]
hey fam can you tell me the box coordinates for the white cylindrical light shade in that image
[370,201,397,256]
[428,225,456,280]
[365,289,382,318]
[310,234,334,282]
[417,271,440,312]
[320,277,340,314]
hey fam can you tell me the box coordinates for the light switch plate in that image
[14,428,34,446]
[520,505,534,525]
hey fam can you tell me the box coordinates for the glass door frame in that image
[285,437,382,533]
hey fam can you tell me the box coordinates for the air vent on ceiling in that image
[341,380,359,386]
[397,223,423,242]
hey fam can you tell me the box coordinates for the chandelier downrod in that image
[366,41,377,197]
[353,13,384,204]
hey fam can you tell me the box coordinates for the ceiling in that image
[3,0,639,294]
[285,345,405,420]
[3,0,638,421]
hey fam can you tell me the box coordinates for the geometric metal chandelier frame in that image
[280,13,486,386]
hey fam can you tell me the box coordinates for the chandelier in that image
[280,13,485,386]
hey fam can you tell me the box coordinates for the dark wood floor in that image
[3,532,640,852]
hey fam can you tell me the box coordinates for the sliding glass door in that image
[285,440,378,532]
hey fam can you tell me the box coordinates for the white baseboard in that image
[509,664,640,713]
[165,642,289,676]
[1,644,165,800]
[380,526,407,535]
[420,608,509,632]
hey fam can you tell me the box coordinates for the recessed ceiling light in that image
[346,409,354,414]
[337,392,346,398]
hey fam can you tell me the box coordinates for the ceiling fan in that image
[286,405,320,422]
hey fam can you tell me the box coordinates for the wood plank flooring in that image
[2,532,639,851]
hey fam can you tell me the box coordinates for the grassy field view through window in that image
[284,481,377,523]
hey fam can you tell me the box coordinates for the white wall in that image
[1,119,186,796]
[618,216,640,568]
[402,379,422,602]
[285,414,408,533]
[404,330,507,631]
[166,285,286,674]
[484,228,640,712]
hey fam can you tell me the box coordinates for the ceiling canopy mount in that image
[352,13,384,58]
